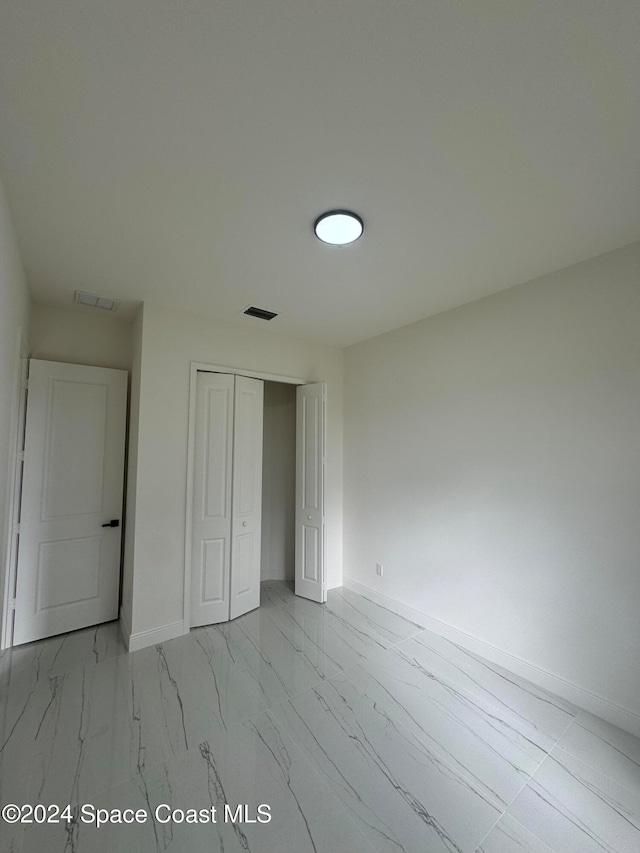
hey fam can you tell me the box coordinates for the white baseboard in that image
[343,575,640,739]
[126,618,185,652]
[263,569,291,582]
[259,557,292,582]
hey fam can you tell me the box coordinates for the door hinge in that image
[12,523,20,535]
[8,598,16,611]
[17,450,24,462]
[23,378,29,390]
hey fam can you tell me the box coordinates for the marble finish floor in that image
[0,581,638,852]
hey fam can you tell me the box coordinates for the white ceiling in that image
[1,1,639,346]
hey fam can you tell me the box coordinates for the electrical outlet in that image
[376,563,384,577]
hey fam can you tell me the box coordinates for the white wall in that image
[344,242,640,725]
[127,302,343,642]
[30,303,133,370]
[120,305,144,638]
[0,176,30,633]
[261,381,296,582]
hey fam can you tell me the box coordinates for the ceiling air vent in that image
[74,290,120,311]
[243,306,278,321]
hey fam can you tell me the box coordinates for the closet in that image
[189,368,326,628]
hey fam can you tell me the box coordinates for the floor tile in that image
[265,587,426,677]
[22,711,371,853]
[556,710,640,796]
[153,711,372,853]
[476,814,554,852]
[0,621,126,698]
[130,628,274,755]
[133,607,341,764]
[259,579,295,609]
[0,677,50,853]
[327,586,425,645]
[0,678,44,804]
[258,594,393,672]
[395,630,579,741]
[2,585,636,853]
[20,762,173,853]
[0,831,23,853]
[270,672,502,852]
[345,648,550,809]
[213,605,341,692]
[508,747,640,853]
[28,653,170,806]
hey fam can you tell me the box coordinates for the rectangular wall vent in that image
[74,290,120,311]
[243,306,278,321]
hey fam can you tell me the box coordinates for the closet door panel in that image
[230,376,264,619]
[295,382,326,603]
[191,373,234,626]
[201,538,226,602]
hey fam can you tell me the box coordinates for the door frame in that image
[184,361,307,632]
[1,327,29,650]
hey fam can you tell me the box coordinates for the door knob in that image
[307,515,312,520]
[102,519,120,528]
[242,521,247,527]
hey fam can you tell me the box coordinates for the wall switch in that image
[376,563,383,576]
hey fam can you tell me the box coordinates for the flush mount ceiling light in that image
[314,210,363,245]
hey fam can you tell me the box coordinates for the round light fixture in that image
[314,210,363,245]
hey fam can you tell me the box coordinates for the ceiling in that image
[1,1,639,347]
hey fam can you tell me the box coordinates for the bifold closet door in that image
[191,372,235,627]
[295,382,327,603]
[191,372,264,627]
[229,375,264,619]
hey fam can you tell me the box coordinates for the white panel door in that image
[295,383,326,603]
[191,372,235,627]
[13,360,127,645]
[229,375,264,620]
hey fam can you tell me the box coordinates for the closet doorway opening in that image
[184,363,326,631]
[260,379,296,605]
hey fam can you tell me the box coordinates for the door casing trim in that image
[1,327,29,650]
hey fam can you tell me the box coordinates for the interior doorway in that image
[11,359,127,646]
[261,381,296,591]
